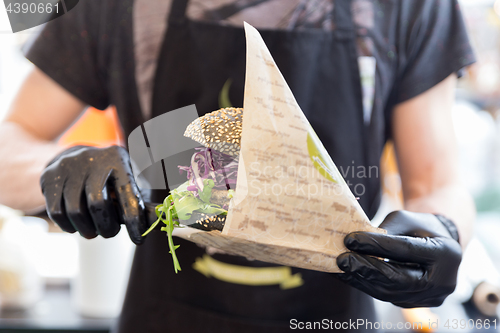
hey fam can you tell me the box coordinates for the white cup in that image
[72,226,135,318]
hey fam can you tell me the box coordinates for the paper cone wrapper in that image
[175,23,385,273]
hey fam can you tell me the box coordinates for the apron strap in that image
[334,0,372,213]
[334,0,355,40]
[169,0,189,23]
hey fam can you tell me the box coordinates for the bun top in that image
[184,107,243,156]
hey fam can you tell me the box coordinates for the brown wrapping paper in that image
[175,23,385,273]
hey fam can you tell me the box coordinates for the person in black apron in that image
[119,1,378,331]
[35,0,469,332]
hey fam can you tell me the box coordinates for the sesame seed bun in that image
[184,107,243,156]
[186,189,230,231]
[189,211,226,231]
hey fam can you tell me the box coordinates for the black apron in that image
[115,1,379,332]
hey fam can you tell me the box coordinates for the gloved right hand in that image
[336,211,462,308]
[40,145,147,245]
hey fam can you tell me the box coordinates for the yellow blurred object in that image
[58,106,124,148]
[491,5,500,26]
[0,270,21,294]
[401,308,440,333]
[192,254,304,290]
[0,205,22,232]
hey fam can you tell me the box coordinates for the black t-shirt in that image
[25,1,475,332]
[25,0,475,138]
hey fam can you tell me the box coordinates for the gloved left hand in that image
[336,210,462,308]
[40,145,148,245]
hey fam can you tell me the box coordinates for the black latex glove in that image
[336,210,462,308]
[40,145,147,245]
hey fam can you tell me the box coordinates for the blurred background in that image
[3,1,500,332]
[0,6,134,333]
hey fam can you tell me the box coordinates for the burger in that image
[143,107,243,272]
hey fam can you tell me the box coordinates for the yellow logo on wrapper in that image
[307,128,341,184]
[193,255,304,290]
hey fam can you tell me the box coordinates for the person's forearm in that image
[0,121,64,212]
[403,184,475,249]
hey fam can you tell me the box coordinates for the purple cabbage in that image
[178,147,238,197]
